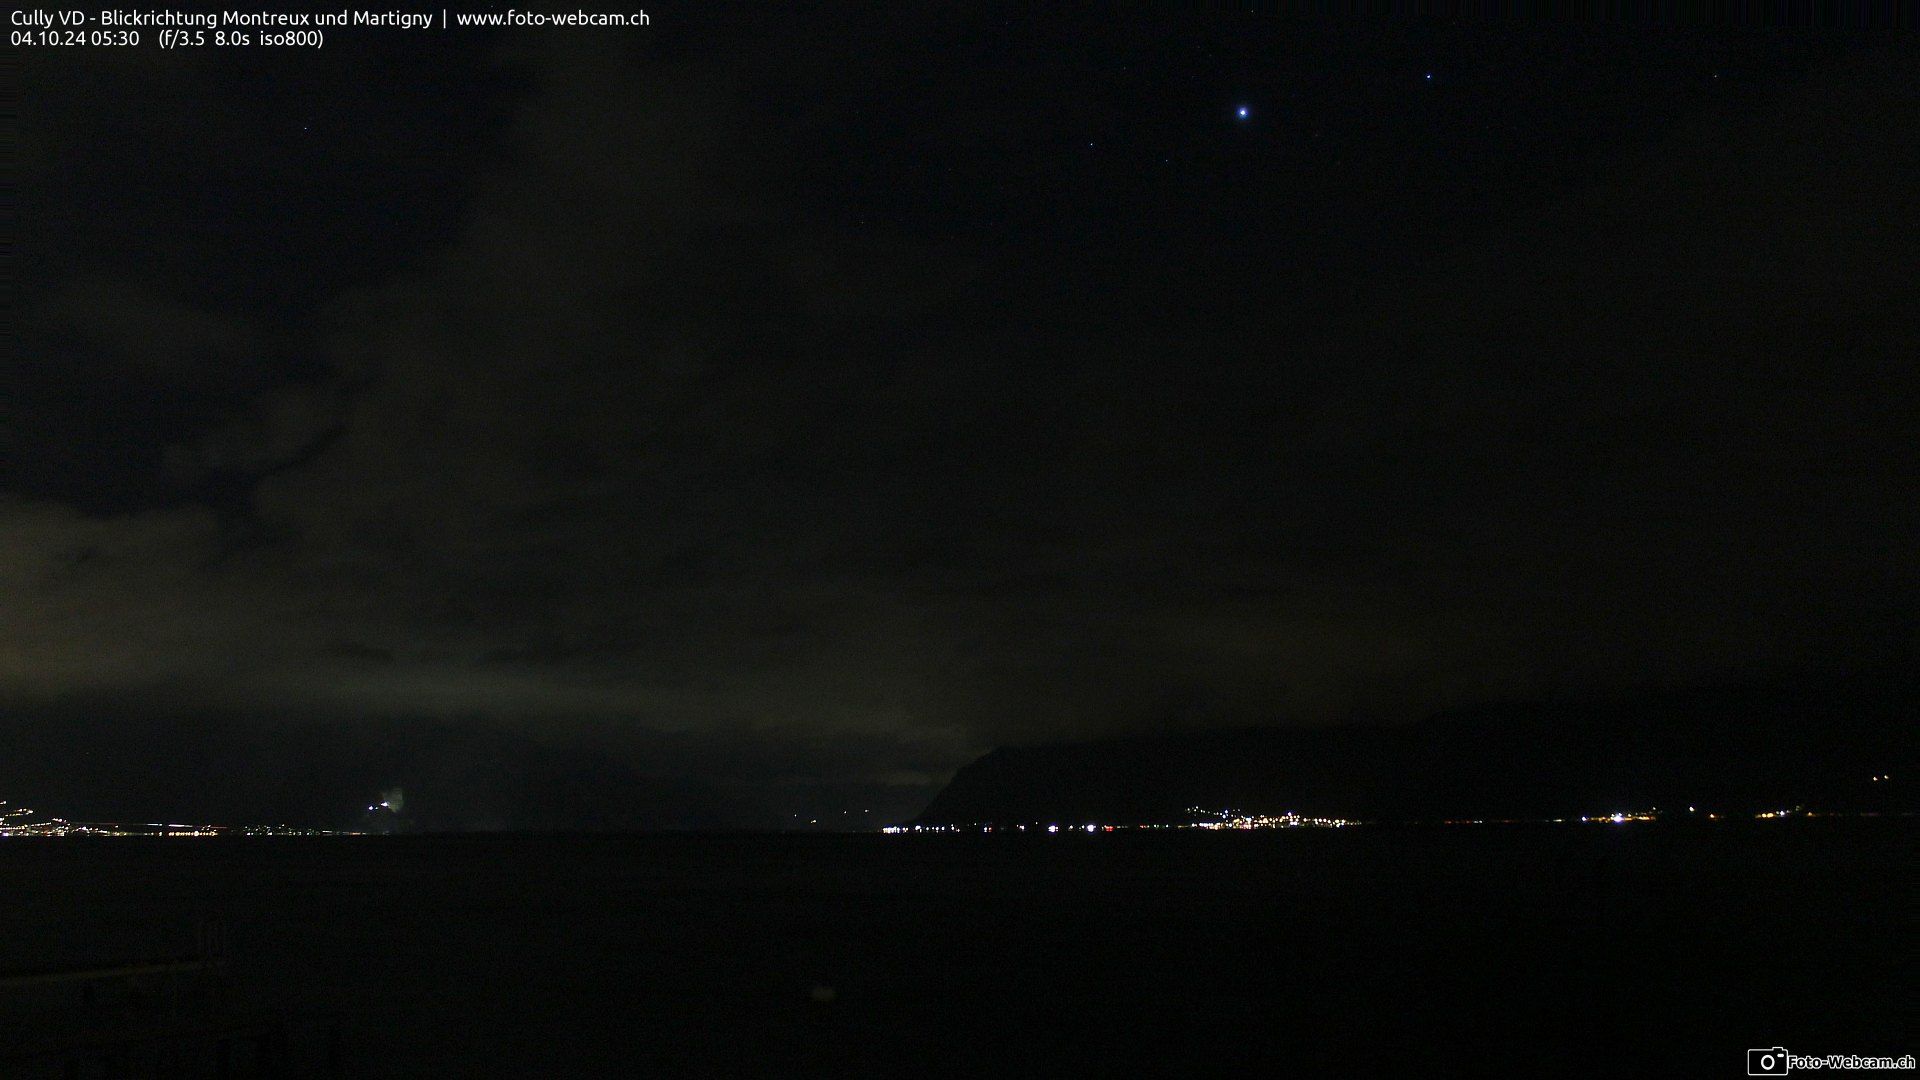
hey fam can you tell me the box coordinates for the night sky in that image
[9,10,1917,828]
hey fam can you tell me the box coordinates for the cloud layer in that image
[8,27,1916,824]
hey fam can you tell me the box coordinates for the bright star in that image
[1235,105,1250,120]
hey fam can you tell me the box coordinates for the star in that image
[1235,105,1251,121]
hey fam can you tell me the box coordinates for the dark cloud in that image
[37,278,259,379]
[7,19,1916,826]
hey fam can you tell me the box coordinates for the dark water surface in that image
[0,825,1909,1077]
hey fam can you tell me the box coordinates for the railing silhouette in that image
[0,918,342,1077]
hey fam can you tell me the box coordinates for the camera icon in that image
[1748,1047,1791,1075]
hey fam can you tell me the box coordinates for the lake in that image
[0,823,1908,1077]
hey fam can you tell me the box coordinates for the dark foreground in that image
[0,824,1910,1078]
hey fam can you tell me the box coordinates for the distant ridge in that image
[913,673,1918,826]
